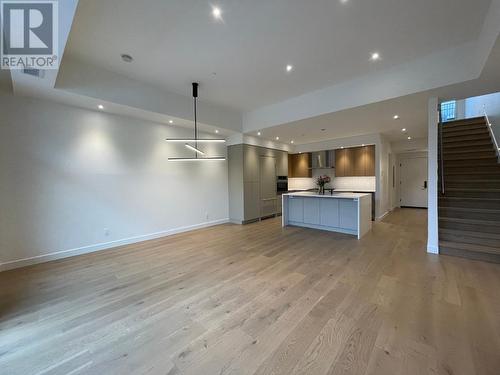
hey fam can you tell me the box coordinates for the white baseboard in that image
[0,218,229,272]
[376,210,390,221]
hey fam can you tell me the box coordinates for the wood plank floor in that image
[1,208,500,375]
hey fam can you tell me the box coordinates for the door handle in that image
[423,181,428,189]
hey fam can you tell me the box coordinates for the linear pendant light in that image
[167,83,226,161]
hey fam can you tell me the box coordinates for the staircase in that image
[438,116,500,263]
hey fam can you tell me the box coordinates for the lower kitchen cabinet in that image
[288,197,304,222]
[339,199,357,230]
[303,198,320,225]
[319,198,340,227]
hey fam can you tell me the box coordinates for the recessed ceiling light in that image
[291,140,294,144]
[98,104,104,110]
[212,6,222,20]
[169,120,173,124]
[393,115,400,120]
[215,129,219,134]
[407,136,412,140]
[276,136,280,141]
[286,64,293,73]
[340,0,349,3]
[341,146,344,149]
[257,131,261,136]
[370,52,381,61]
[121,54,133,63]
[401,128,406,132]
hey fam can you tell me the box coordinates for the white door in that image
[400,157,428,208]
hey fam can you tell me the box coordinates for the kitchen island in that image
[282,192,372,239]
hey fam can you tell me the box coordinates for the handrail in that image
[484,105,500,162]
[438,108,445,195]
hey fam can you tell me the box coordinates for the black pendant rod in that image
[193,82,199,158]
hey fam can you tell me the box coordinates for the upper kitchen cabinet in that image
[335,145,375,177]
[288,153,312,178]
[276,150,288,176]
[364,145,375,176]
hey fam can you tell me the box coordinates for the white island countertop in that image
[283,192,371,199]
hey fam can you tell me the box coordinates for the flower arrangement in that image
[316,175,331,194]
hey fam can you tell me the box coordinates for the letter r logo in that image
[1,1,54,55]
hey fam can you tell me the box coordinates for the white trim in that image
[427,244,440,254]
[0,219,229,272]
[376,210,390,221]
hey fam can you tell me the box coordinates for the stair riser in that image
[444,159,498,167]
[443,147,494,154]
[443,152,497,160]
[444,140,492,147]
[439,232,500,248]
[443,124,487,133]
[446,180,500,189]
[445,174,500,180]
[443,129,490,138]
[444,166,500,174]
[439,220,500,234]
[439,208,500,221]
[444,190,500,199]
[443,134,492,143]
[439,199,500,209]
[440,247,500,263]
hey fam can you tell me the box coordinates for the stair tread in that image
[444,148,493,154]
[439,228,500,240]
[439,217,500,226]
[439,206,500,213]
[439,196,500,202]
[439,241,500,255]
[445,188,500,192]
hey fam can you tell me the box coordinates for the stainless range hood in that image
[311,150,334,169]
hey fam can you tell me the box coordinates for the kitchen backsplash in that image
[288,172,376,192]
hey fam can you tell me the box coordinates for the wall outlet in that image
[104,228,110,236]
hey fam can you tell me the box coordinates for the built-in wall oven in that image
[277,176,288,194]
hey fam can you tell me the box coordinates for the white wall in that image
[465,91,500,139]
[0,93,229,270]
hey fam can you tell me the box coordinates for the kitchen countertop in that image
[283,192,371,199]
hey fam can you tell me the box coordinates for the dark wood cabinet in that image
[364,145,375,176]
[288,153,312,178]
[335,145,375,177]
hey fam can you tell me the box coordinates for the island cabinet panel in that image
[303,198,320,225]
[339,199,358,230]
[319,199,340,227]
[288,197,304,222]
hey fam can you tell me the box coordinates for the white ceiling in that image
[65,0,492,111]
[256,92,430,144]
